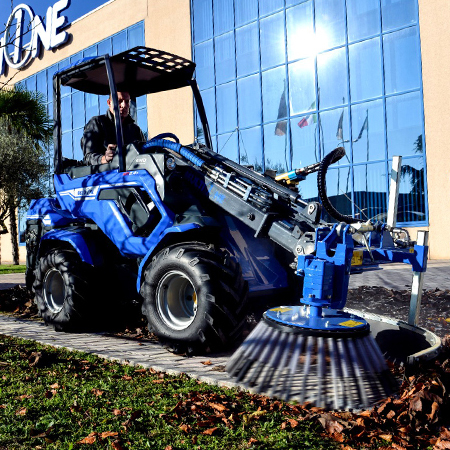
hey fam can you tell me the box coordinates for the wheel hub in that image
[156,271,197,330]
[43,268,65,314]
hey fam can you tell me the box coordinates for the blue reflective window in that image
[260,12,286,70]
[235,0,258,26]
[317,48,348,109]
[112,31,127,55]
[215,32,236,85]
[286,2,314,61]
[97,40,111,57]
[190,0,426,225]
[216,82,237,133]
[351,100,385,163]
[346,0,380,42]
[61,96,72,132]
[391,156,426,223]
[25,75,36,92]
[264,122,290,173]
[195,40,215,89]
[349,38,382,102]
[353,162,387,220]
[72,91,85,130]
[323,166,353,217]
[128,24,144,48]
[193,0,213,43]
[290,115,319,167]
[288,58,315,115]
[262,65,286,123]
[236,22,260,77]
[260,0,284,17]
[217,133,238,161]
[200,88,216,136]
[238,126,263,169]
[84,46,97,57]
[315,0,346,50]
[319,108,350,158]
[214,0,234,35]
[383,27,421,94]
[61,132,72,159]
[386,91,423,158]
[238,74,261,128]
[136,95,147,110]
[36,71,47,102]
[381,0,417,32]
[86,93,99,120]
[70,52,83,63]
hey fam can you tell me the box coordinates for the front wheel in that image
[140,243,248,355]
[33,248,96,331]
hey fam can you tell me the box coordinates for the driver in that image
[81,91,145,165]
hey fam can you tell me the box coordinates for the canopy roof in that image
[56,46,196,97]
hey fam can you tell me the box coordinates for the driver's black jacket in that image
[81,109,145,165]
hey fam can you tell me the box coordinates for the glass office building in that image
[191,0,426,225]
[2,0,449,262]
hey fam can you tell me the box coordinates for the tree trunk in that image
[8,196,19,265]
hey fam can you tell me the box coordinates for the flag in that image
[297,101,317,128]
[336,110,344,141]
[275,89,287,136]
[353,115,368,142]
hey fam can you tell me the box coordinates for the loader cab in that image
[52,46,212,175]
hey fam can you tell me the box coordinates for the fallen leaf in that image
[16,407,27,416]
[50,383,59,389]
[122,375,132,381]
[201,360,212,365]
[247,437,258,446]
[100,431,119,439]
[287,418,299,428]
[209,402,226,412]
[202,427,219,435]
[113,409,122,416]
[78,432,96,444]
[91,389,104,397]
[112,441,124,450]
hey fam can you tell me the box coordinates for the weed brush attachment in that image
[226,307,398,411]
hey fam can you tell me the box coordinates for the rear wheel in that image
[34,248,96,331]
[140,243,248,354]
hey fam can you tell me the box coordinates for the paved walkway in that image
[0,260,449,391]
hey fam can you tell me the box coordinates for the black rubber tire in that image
[33,248,96,331]
[140,242,249,355]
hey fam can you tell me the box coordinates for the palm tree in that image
[0,86,52,264]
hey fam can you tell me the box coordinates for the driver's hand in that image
[104,144,117,163]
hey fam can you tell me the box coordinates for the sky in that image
[0,0,109,32]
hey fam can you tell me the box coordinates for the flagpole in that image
[365,109,369,210]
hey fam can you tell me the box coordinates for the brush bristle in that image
[226,320,398,410]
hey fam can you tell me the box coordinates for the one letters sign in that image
[0,0,71,76]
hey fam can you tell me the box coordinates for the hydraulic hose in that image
[141,139,206,168]
[317,147,362,224]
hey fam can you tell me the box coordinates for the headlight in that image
[165,157,176,171]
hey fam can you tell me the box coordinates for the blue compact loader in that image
[25,47,437,410]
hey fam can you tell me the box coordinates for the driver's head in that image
[107,92,131,119]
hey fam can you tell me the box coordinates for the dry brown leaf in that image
[209,402,226,412]
[165,446,173,450]
[122,375,132,381]
[100,431,119,439]
[91,388,104,397]
[78,432,97,444]
[113,409,122,416]
[50,383,59,389]
[201,360,212,365]
[247,437,258,446]
[16,407,27,416]
[202,427,219,435]
[287,418,299,428]
[179,424,191,433]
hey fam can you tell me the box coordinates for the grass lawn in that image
[0,334,337,450]
[0,265,26,274]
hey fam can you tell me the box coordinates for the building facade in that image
[0,0,449,263]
